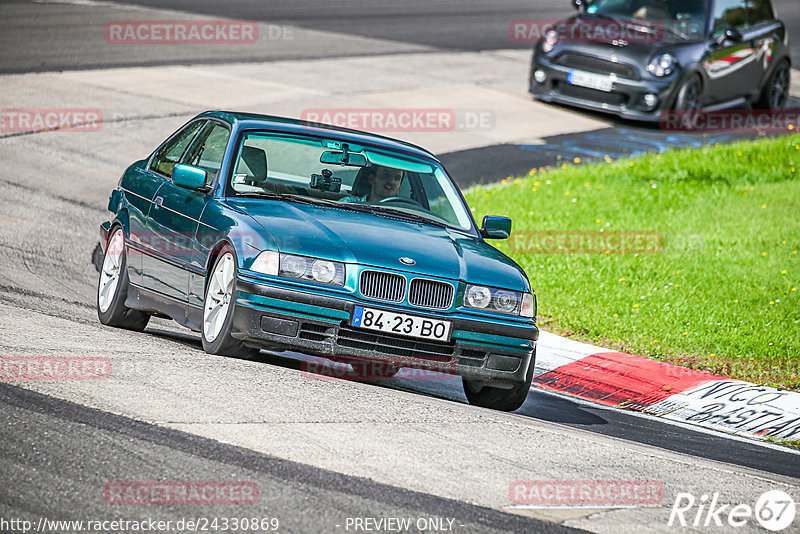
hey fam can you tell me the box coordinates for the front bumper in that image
[232,276,537,387]
[529,53,677,122]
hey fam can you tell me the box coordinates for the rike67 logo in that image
[669,490,796,531]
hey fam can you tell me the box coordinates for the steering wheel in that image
[378,196,424,208]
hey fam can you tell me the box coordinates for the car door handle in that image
[154,196,164,207]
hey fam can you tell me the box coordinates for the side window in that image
[416,172,457,223]
[149,121,204,178]
[746,0,774,25]
[710,0,749,38]
[183,122,231,184]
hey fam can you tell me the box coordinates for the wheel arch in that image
[107,209,131,244]
[760,53,791,88]
[677,67,706,90]
[666,68,706,110]
[204,238,237,293]
[101,213,129,255]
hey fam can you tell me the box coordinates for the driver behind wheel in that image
[339,165,404,203]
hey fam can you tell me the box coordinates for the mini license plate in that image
[352,306,451,342]
[567,70,614,92]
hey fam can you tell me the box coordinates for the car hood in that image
[227,199,530,292]
[555,15,695,64]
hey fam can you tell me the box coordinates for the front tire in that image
[672,74,703,113]
[756,59,790,110]
[201,246,257,359]
[96,227,150,331]
[462,350,535,412]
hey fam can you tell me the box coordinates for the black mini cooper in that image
[529,0,791,121]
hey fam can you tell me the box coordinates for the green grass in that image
[464,135,800,390]
[764,436,800,450]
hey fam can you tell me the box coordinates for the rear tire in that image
[756,59,790,110]
[462,350,535,412]
[201,245,259,359]
[96,227,150,331]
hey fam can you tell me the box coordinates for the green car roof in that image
[200,110,439,162]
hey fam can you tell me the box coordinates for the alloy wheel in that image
[676,77,701,112]
[98,230,124,313]
[203,252,235,343]
[770,66,790,110]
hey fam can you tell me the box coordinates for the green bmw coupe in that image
[97,111,538,411]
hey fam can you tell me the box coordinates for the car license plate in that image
[352,306,451,342]
[567,70,613,92]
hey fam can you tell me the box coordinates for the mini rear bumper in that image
[232,276,537,387]
[530,53,678,122]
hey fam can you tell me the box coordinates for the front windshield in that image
[230,132,474,231]
[586,0,710,39]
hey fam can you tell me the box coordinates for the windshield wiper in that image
[237,191,452,229]
[362,204,450,229]
[658,23,690,41]
[588,12,689,41]
[335,201,449,228]
[625,18,690,40]
[235,191,322,206]
[628,19,689,41]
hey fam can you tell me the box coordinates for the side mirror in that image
[172,164,208,190]
[572,0,586,12]
[480,216,512,240]
[717,27,743,44]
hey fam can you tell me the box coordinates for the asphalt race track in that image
[1,1,800,532]
[1,383,570,533]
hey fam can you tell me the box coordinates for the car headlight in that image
[281,255,307,278]
[465,285,492,309]
[310,259,338,284]
[542,29,558,53]
[251,251,345,286]
[647,53,677,77]
[464,285,534,317]
[493,290,518,314]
